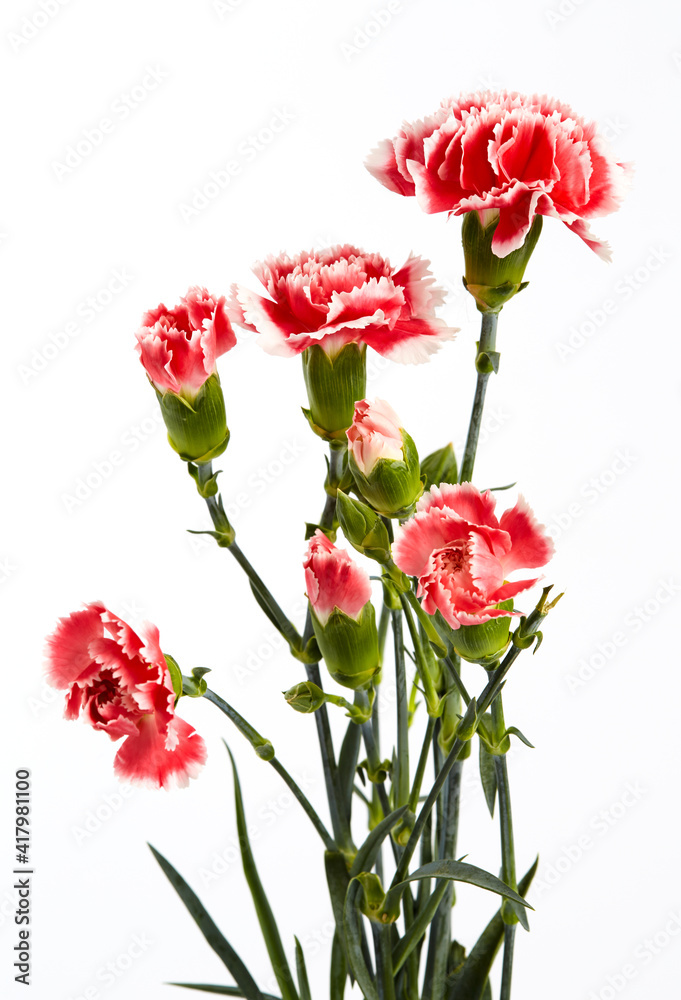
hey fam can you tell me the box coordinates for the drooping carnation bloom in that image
[393,484,554,629]
[45,602,207,789]
[229,245,456,364]
[347,398,404,475]
[304,530,372,625]
[304,531,379,690]
[366,91,631,260]
[136,286,236,397]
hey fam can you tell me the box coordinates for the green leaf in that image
[329,932,346,1000]
[481,980,492,1000]
[392,879,449,974]
[343,879,380,1000]
[350,805,408,878]
[447,857,539,1000]
[338,718,362,821]
[506,726,534,748]
[168,987,280,999]
[148,846,265,1000]
[294,939,312,1000]
[386,860,533,917]
[226,748,299,1000]
[479,739,498,817]
[325,851,352,964]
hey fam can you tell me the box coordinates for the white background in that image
[2,0,680,998]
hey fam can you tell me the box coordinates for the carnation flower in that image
[45,602,206,789]
[136,286,236,397]
[367,91,631,260]
[229,244,456,364]
[393,483,554,629]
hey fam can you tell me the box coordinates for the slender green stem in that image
[443,655,471,705]
[201,688,337,852]
[408,717,437,815]
[357,690,391,821]
[400,596,440,716]
[377,600,391,665]
[392,610,410,808]
[459,311,499,484]
[500,925,517,1000]
[196,462,303,651]
[268,758,337,853]
[298,444,352,850]
[389,625,540,893]
[493,694,518,1000]
[378,924,397,1000]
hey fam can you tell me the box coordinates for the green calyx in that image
[335,491,392,563]
[155,373,230,463]
[349,430,424,519]
[310,603,380,691]
[461,211,543,314]
[449,599,514,666]
[301,342,367,439]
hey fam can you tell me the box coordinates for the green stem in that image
[228,540,302,650]
[392,610,410,808]
[400,597,441,716]
[500,925,517,1000]
[378,924,397,1000]
[492,694,518,999]
[298,444,352,850]
[459,311,499,484]
[201,689,337,852]
[388,626,539,895]
[408,717,437,815]
[357,690,391,822]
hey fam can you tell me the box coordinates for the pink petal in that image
[114,715,207,790]
[44,603,106,689]
[498,495,555,575]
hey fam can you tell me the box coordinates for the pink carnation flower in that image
[304,530,373,626]
[136,286,236,396]
[45,602,207,789]
[347,398,404,476]
[393,484,554,629]
[367,91,632,260]
[229,245,456,364]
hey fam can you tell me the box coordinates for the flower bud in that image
[335,492,392,563]
[283,681,326,714]
[449,599,514,666]
[356,873,390,923]
[347,399,424,517]
[304,531,380,690]
[420,443,458,492]
[462,211,543,314]
[301,342,367,440]
[136,287,235,463]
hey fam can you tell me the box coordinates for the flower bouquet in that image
[45,91,630,1000]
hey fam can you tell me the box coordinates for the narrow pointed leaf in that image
[447,857,538,1000]
[294,939,312,1000]
[343,879,380,1000]
[329,931,346,1000]
[168,987,280,999]
[506,726,534,749]
[386,860,533,915]
[350,806,408,878]
[392,879,449,974]
[481,980,492,1000]
[338,718,362,820]
[479,740,498,817]
[148,846,265,1000]
[226,748,299,1000]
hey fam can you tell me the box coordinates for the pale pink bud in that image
[347,398,404,476]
